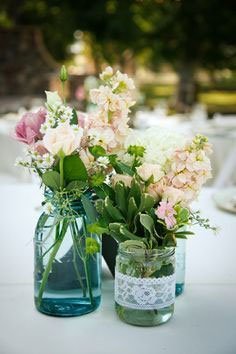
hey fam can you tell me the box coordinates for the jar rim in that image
[118,243,175,259]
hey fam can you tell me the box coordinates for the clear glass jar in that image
[34,194,101,317]
[175,239,186,296]
[115,244,175,326]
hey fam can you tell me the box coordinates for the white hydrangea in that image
[124,127,187,169]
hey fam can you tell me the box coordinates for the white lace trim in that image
[115,270,175,310]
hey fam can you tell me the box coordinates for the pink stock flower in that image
[155,201,177,229]
[77,112,87,129]
[14,108,46,145]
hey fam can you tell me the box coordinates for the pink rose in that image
[14,108,46,145]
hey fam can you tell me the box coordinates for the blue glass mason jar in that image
[175,239,186,296]
[34,192,101,316]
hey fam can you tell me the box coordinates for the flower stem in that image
[59,157,64,189]
[36,219,68,307]
[83,257,94,306]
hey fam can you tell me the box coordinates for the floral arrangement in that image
[90,129,216,249]
[13,66,135,308]
[13,66,215,319]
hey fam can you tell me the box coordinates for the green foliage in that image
[90,173,105,187]
[81,194,97,223]
[63,155,88,183]
[70,109,78,126]
[127,145,145,158]
[42,171,60,191]
[66,180,87,191]
[89,145,106,158]
[90,174,198,249]
[85,237,100,255]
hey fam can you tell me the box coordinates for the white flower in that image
[36,153,55,169]
[96,156,110,168]
[100,66,113,80]
[88,126,116,149]
[113,70,135,91]
[44,202,54,215]
[90,86,123,112]
[43,123,83,156]
[45,91,62,111]
[58,106,73,123]
[136,163,164,183]
[124,128,187,168]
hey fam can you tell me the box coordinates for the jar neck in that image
[44,188,95,214]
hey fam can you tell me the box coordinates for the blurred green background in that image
[0,0,235,115]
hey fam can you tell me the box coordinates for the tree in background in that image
[1,0,235,111]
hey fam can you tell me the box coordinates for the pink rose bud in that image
[14,108,46,145]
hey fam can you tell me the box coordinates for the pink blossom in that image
[155,201,177,229]
[77,112,87,128]
[14,108,46,145]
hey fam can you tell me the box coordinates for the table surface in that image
[0,184,236,354]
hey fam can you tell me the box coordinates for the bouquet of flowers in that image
[90,129,215,248]
[13,66,136,315]
[88,127,215,325]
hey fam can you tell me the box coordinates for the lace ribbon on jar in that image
[115,270,175,310]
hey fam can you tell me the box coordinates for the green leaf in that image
[127,145,145,157]
[127,197,138,223]
[163,233,177,247]
[109,223,127,243]
[120,225,143,241]
[64,155,88,182]
[104,197,124,221]
[139,214,154,236]
[115,161,134,176]
[89,145,106,158]
[81,194,97,223]
[66,180,87,191]
[115,182,127,215]
[128,179,142,206]
[70,108,78,125]
[95,199,104,214]
[42,171,60,191]
[94,183,115,200]
[176,206,190,224]
[139,193,155,212]
[90,173,105,187]
[87,223,106,234]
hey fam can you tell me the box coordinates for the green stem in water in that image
[83,257,94,306]
[36,219,68,307]
[70,223,87,297]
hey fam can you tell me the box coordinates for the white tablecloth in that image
[0,184,236,354]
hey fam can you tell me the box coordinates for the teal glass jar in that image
[115,244,175,326]
[34,194,101,317]
[175,239,186,296]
